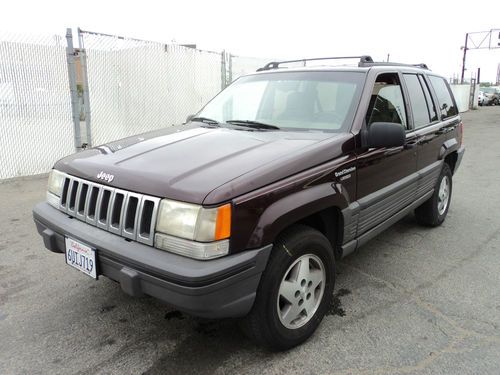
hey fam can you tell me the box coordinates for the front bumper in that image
[33,202,271,319]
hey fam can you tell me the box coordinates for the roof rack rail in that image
[256,55,374,71]
[359,61,430,70]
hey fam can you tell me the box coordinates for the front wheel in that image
[415,163,452,226]
[241,225,335,350]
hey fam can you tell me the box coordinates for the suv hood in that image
[55,125,350,205]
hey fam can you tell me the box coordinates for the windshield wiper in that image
[226,119,280,130]
[190,117,220,126]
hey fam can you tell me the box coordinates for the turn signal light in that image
[215,203,231,240]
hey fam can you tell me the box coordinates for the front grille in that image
[57,173,160,246]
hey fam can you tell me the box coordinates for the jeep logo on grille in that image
[96,171,114,183]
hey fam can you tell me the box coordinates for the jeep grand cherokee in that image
[33,55,465,350]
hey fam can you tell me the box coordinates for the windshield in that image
[196,71,365,132]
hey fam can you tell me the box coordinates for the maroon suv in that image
[33,56,465,350]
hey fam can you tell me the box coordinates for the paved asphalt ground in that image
[1,107,499,375]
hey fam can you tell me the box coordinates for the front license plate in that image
[65,237,97,279]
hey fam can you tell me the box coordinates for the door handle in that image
[437,127,452,135]
[404,141,418,149]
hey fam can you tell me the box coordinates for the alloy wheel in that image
[277,254,326,329]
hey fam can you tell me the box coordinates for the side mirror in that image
[367,122,405,148]
[185,114,195,124]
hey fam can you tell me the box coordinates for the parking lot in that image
[1,107,499,374]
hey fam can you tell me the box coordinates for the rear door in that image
[408,74,460,198]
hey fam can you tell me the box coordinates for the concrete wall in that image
[450,84,479,112]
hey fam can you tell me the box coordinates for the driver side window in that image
[366,73,408,130]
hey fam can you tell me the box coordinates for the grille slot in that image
[122,194,141,239]
[140,200,154,236]
[78,184,89,214]
[137,198,160,245]
[97,188,112,229]
[76,183,89,220]
[125,197,139,231]
[108,190,126,235]
[60,178,70,208]
[111,193,124,226]
[86,186,100,224]
[55,173,159,245]
[99,191,111,221]
[68,180,79,213]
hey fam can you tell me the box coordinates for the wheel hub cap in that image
[438,175,450,215]
[277,254,326,329]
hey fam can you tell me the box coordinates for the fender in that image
[248,182,350,248]
[439,137,458,159]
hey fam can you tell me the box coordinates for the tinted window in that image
[419,76,438,122]
[428,76,458,119]
[366,73,407,129]
[403,74,430,128]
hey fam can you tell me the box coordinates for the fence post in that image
[78,28,92,147]
[228,53,233,84]
[221,50,227,90]
[65,28,82,151]
[469,78,477,110]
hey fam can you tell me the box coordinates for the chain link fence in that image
[0,32,74,179]
[0,28,274,179]
[229,55,271,82]
[79,30,224,146]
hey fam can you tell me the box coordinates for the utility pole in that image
[460,29,500,84]
[460,33,468,84]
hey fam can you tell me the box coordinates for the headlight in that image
[48,169,65,196]
[155,199,231,242]
[155,199,231,259]
[47,169,65,209]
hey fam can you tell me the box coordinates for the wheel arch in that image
[248,183,349,260]
[439,138,459,175]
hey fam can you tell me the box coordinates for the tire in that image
[241,225,335,350]
[415,163,452,227]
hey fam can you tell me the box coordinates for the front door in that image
[355,72,418,236]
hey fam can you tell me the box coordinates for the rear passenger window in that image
[418,76,438,122]
[403,74,430,128]
[428,76,458,119]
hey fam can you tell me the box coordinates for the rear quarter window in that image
[428,76,458,120]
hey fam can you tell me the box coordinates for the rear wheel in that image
[241,225,335,350]
[415,163,452,226]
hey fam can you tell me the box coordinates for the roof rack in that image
[256,55,430,71]
[359,61,430,70]
[256,55,374,71]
